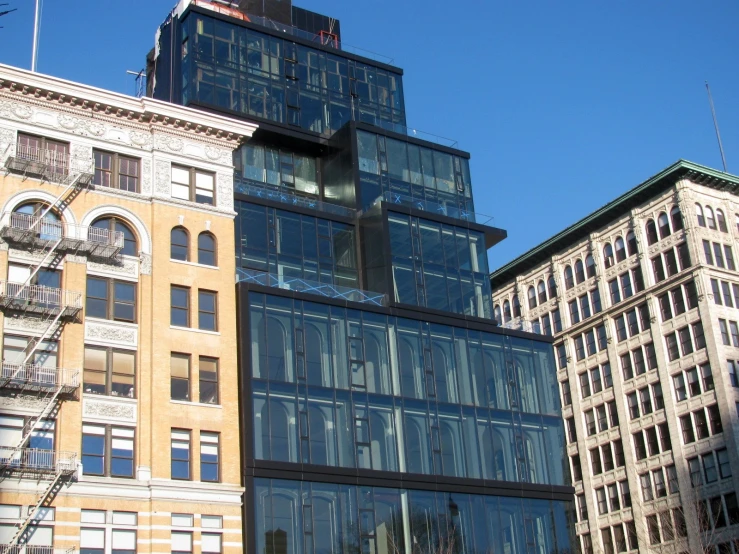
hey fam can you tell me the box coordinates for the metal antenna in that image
[31,0,40,71]
[705,81,728,173]
[0,3,18,29]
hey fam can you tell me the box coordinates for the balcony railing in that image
[0,447,77,475]
[372,192,494,226]
[237,268,387,306]
[0,212,124,259]
[0,546,75,554]
[234,177,356,218]
[2,144,93,186]
[0,363,79,394]
[373,120,459,149]
[0,282,82,319]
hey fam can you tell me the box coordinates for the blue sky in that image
[1,0,738,270]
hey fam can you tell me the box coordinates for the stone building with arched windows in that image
[491,160,739,554]
[0,63,257,553]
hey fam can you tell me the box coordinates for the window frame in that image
[86,276,137,323]
[171,285,191,327]
[198,232,217,266]
[81,423,135,478]
[171,165,216,205]
[171,429,192,481]
[92,148,140,192]
[197,289,218,331]
[83,345,137,399]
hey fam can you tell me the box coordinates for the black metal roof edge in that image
[489,160,739,290]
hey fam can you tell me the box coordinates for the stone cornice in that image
[0,62,259,144]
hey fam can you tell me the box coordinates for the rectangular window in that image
[200,432,220,482]
[704,240,714,265]
[83,346,136,398]
[720,319,730,345]
[93,149,140,192]
[730,321,739,347]
[81,528,105,554]
[199,356,219,404]
[580,372,591,398]
[171,165,215,205]
[202,533,222,554]
[198,290,218,331]
[171,353,190,401]
[86,277,136,322]
[81,424,134,478]
[171,531,193,554]
[569,299,580,325]
[171,429,191,480]
[171,286,190,327]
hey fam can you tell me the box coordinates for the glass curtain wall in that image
[234,143,319,196]
[236,202,358,288]
[387,214,492,319]
[249,293,564,486]
[182,14,405,136]
[254,478,573,554]
[356,130,472,213]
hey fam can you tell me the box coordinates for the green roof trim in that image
[490,160,739,289]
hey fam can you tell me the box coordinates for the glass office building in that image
[150,1,574,553]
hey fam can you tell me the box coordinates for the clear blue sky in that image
[2,0,738,271]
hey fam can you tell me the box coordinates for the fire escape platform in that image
[0,364,79,396]
[0,282,83,320]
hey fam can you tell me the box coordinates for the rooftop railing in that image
[373,120,459,149]
[373,192,495,226]
[0,447,77,475]
[2,144,93,186]
[0,282,83,318]
[0,212,124,259]
[237,268,387,306]
[1,363,79,393]
[234,177,356,218]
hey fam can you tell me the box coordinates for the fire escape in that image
[0,142,123,553]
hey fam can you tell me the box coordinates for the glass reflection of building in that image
[149,1,575,553]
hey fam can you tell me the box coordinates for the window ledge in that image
[170,400,222,409]
[82,392,137,403]
[170,259,219,270]
[169,326,221,336]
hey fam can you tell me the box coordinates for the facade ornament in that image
[140,253,152,275]
[86,321,137,346]
[154,160,171,196]
[216,172,234,210]
[141,159,153,195]
[83,398,136,422]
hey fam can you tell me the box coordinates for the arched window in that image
[696,204,706,227]
[603,243,614,268]
[671,206,683,232]
[13,201,62,241]
[170,227,189,261]
[548,275,557,298]
[92,217,137,256]
[494,305,502,323]
[574,259,585,284]
[537,280,547,304]
[585,254,596,278]
[370,411,393,471]
[716,209,727,233]
[645,219,658,245]
[563,265,574,290]
[657,212,670,239]
[512,295,521,318]
[614,237,626,262]
[503,300,512,322]
[263,401,291,462]
[198,232,217,266]
[266,317,287,382]
[705,206,716,230]
[527,286,537,310]
[626,231,638,256]
[308,407,328,466]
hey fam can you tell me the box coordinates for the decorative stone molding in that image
[4,315,61,336]
[154,160,170,196]
[141,159,152,195]
[216,172,234,210]
[0,393,49,413]
[85,319,138,348]
[82,396,137,424]
[0,125,14,147]
[87,257,139,280]
[139,253,152,276]
[8,248,47,265]
[66,255,87,265]
[154,133,184,152]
